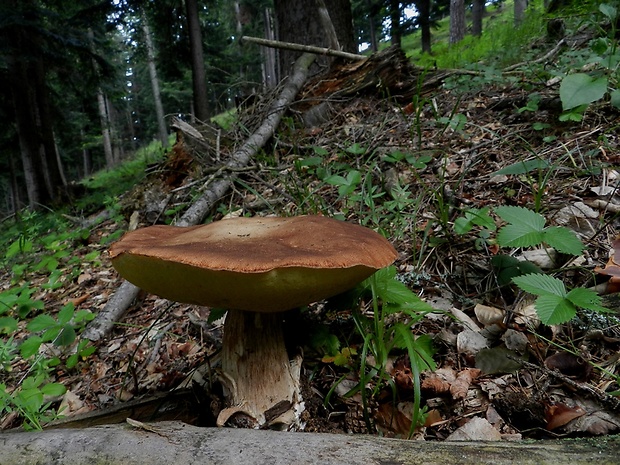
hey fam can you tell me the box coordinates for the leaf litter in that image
[2,47,620,443]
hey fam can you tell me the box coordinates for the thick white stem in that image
[218,309,303,429]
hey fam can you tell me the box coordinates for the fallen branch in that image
[240,35,364,61]
[82,52,316,342]
[1,421,618,465]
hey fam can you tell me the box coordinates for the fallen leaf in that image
[545,402,587,430]
[450,368,482,400]
[445,416,502,441]
[544,352,592,380]
[474,304,505,326]
[475,347,523,375]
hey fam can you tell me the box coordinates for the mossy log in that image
[1,421,618,465]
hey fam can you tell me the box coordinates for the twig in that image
[240,35,364,61]
[503,39,566,72]
[510,355,620,411]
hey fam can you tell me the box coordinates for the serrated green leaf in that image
[20,336,43,358]
[54,325,76,347]
[566,287,608,312]
[535,294,576,325]
[345,143,366,155]
[27,315,57,332]
[57,303,75,325]
[512,273,567,297]
[207,307,227,323]
[496,206,546,229]
[377,278,418,305]
[453,216,474,234]
[560,74,607,110]
[454,207,495,235]
[324,174,347,186]
[542,226,584,255]
[599,3,618,21]
[312,146,329,156]
[491,255,543,286]
[497,226,545,248]
[0,317,18,334]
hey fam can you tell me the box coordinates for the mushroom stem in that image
[217,309,303,429]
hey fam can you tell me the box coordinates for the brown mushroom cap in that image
[110,215,397,312]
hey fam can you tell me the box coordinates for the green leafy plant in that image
[495,206,584,255]
[0,375,66,430]
[512,273,607,325]
[345,266,437,436]
[557,3,620,119]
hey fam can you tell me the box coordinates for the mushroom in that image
[109,215,397,429]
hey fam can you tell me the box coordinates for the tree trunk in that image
[514,0,527,26]
[415,0,432,53]
[366,0,378,52]
[1,421,618,465]
[185,0,210,121]
[142,16,168,148]
[389,0,402,47]
[262,7,278,88]
[450,0,466,44]
[34,58,65,197]
[97,89,114,168]
[472,0,486,37]
[274,0,354,79]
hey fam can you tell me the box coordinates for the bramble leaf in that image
[566,287,608,313]
[542,226,584,255]
[512,273,567,298]
[534,294,576,325]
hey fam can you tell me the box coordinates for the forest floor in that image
[3,45,620,442]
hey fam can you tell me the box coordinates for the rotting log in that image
[82,52,316,342]
[1,421,619,465]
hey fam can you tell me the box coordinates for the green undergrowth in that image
[0,140,168,430]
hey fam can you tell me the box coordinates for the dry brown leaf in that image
[67,293,90,306]
[545,402,587,430]
[421,367,456,396]
[544,352,593,380]
[474,304,505,326]
[424,408,444,427]
[450,368,482,400]
[374,402,412,438]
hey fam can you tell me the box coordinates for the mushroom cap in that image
[109,215,397,312]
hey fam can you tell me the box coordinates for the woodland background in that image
[0,0,533,215]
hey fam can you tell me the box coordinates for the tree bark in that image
[414,0,432,53]
[514,0,527,26]
[185,0,210,121]
[261,8,278,88]
[450,0,466,44]
[142,16,168,148]
[389,0,402,47]
[1,421,618,465]
[472,0,486,37]
[82,52,316,342]
[274,0,354,78]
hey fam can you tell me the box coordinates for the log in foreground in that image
[0,421,618,465]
